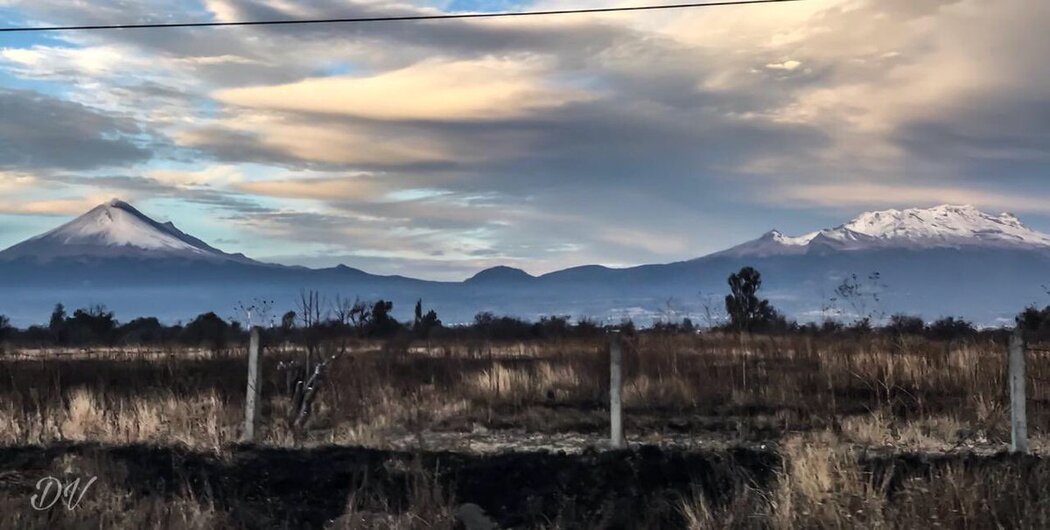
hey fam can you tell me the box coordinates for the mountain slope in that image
[0,201,1047,326]
[465,266,535,285]
[0,199,258,264]
[716,204,1050,257]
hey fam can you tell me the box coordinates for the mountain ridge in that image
[715,204,1050,258]
[0,200,1047,326]
[3,200,1047,276]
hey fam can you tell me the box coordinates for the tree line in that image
[0,296,614,351]
[1,267,1048,349]
[718,266,1050,341]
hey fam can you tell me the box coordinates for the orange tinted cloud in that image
[0,195,119,215]
[236,176,387,201]
[213,58,593,121]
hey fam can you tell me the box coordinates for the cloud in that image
[0,172,36,193]
[0,195,117,216]
[236,176,388,201]
[40,174,275,216]
[1,45,132,78]
[766,60,802,71]
[148,165,246,186]
[2,0,1049,275]
[775,182,1050,215]
[177,114,483,167]
[213,57,593,121]
[0,90,149,171]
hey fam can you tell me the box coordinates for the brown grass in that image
[0,332,1042,450]
[3,332,1050,527]
[0,388,234,450]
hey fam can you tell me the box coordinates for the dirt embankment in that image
[0,443,777,529]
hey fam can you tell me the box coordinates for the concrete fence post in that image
[243,326,262,443]
[610,333,624,449]
[1009,327,1028,454]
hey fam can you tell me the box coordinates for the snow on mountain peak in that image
[717,204,1050,257]
[763,228,819,246]
[839,204,1047,245]
[34,199,207,252]
[0,199,253,263]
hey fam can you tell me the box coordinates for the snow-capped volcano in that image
[0,200,1047,326]
[718,204,1050,257]
[0,199,256,263]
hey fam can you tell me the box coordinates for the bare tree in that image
[296,289,324,329]
[235,298,275,329]
[295,289,327,375]
[832,272,887,327]
[698,290,727,330]
[349,297,373,338]
[291,345,348,431]
[660,297,679,325]
[332,294,355,327]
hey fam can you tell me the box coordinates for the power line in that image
[0,0,802,33]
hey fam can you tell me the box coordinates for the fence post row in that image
[243,326,262,443]
[1009,327,1028,454]
[609,333,624,449]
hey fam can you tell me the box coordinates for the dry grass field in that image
[2,331,1050,528]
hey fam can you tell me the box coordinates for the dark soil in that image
[3,443,1049,529]
[0,443,778,529]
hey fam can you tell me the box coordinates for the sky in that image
[0,0,1047,280]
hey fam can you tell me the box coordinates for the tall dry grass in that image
[677,430,1050,529]
[5,332,1050,529]
[0,332,1041,451]
[0,388,234,450]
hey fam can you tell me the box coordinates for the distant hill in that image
[0,199,1047,326]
